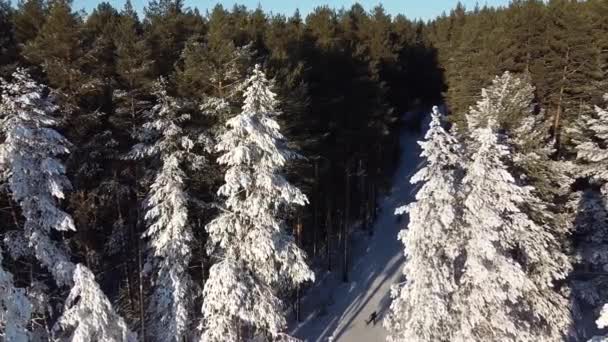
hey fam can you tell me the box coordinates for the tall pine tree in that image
[200,65,314,341]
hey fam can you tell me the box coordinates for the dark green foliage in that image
[0,0,18,77]
[428,0,603,143]
[143,0,205,77]
[426,2,608,339]
[12,0,46,46]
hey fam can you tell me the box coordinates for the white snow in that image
[290,111,428,342]
[201,65,313,341]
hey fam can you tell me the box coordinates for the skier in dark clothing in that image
[366,311,378,325]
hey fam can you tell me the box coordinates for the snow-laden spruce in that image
[129,79,205,342]
[0,69,134,341]
[467,71,536,131]
[0,245,31,342]
[0,69,76,285]
[571,94,608,182]
[384,106,463,341]
[456,121,569,341]
[447,85,571,340]
[467,70,564,190]
[589,304,608,341]
[200,65,314,341]
[570,96,608,341]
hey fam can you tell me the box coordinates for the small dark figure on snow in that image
[366,311,378,325]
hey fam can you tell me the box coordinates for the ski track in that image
[290,112,428,342]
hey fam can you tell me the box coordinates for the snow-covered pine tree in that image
[495,73,575,279]
[465,72,535,130]
[589,304,608,341]
[449,88,571,340]
[0,245,31,342]
[469,72,573,199]
[571,95,608,183]
[569,96,608,338]
[128,79,205,342]
[384,106,463,341]
[469,71,573,274]
[466,72,568,197]
[0,69,134,341]
[0,69,76,285]
[54,265,135,341]
[200,64,314,341]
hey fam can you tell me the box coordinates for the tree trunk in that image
[116,182,135,314]
[313,159,319,258]
[368,182,374,236]
[133,166,146,342]
[295,215,303,322]
[358,159,366,232]
[553,47,570,156]
[326,199,332,272]
[137,236,145,341]
[343,167,350,283]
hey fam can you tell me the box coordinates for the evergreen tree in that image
[143,0,204,77]
[461,71,532,126]
[499,0,547,73]
[589,304,608,341]
[128,79,205,342]
[112,0,153,140]
[0,246,31,342]
[0,69,134,341]
[0,69,76,285]
[0,0,18,77]
[54,265,136,342]
[448,84,571,341]
[543,0,599,151]
[113,0,153,131]
[570,95,608,183]
[82,2,119,92]
[569,96,608,334]
[12,0,47,46]
[24,0,85,114]
[200,65,314,341]
[384,106,463,341]
[176,30,251,119]
[587,0,608,98]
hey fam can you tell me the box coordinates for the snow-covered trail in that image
[291,112,427,342]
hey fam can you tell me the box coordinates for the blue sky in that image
[73,0,510,21]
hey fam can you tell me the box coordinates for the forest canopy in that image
[1,0,608,341]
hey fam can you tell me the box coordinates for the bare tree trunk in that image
[326,199,332,272]
[237,320,241,342]
[337,209,342,252]
[343,167,350,283]
[371,182,377,222]
[367,182,373,236]
[553,48,570,156]
[199,218,206,287]
[295,215,303,322]
[137,236,146,341]
[115,179,135,314]
[358,159,366,232]
[133,167,146,341]
[313,159,319,258]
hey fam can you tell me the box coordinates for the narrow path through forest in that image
[290,111,428,342]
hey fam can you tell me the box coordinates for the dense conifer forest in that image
[1,0,608,341]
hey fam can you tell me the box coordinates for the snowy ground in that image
[290,112,428,342]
